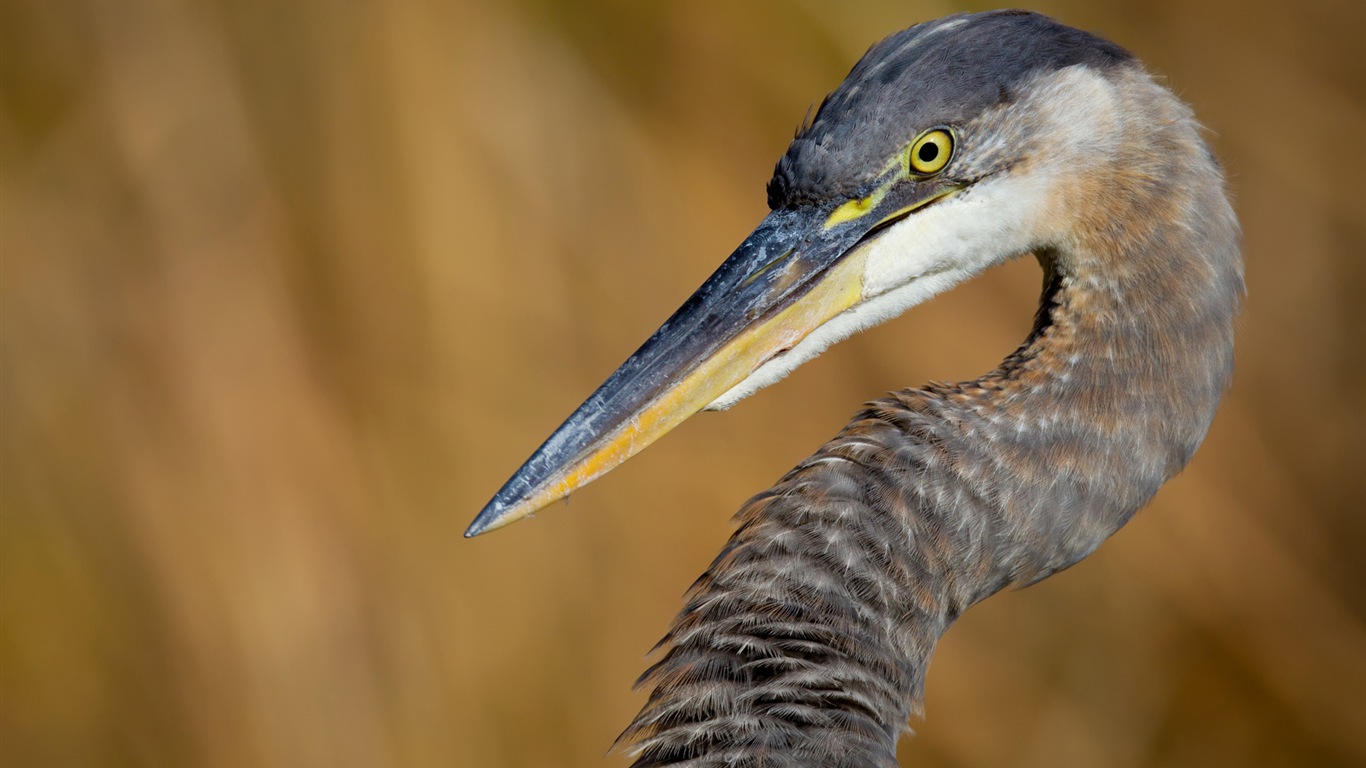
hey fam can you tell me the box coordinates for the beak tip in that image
[466,487,542,538]
[464,499,509,539]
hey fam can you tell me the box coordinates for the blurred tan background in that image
[3,0,1364,766]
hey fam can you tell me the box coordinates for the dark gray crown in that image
[767,10,1132,208]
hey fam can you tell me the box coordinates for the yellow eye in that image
[907,128,953,175]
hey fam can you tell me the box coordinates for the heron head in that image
[468,11,1150,536]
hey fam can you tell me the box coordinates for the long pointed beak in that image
[466,205,882,537]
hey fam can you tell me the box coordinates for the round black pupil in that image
[918,142,939,163]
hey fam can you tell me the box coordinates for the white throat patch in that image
[705,66,1121,411]
[705,168,1054,411]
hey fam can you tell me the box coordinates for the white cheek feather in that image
[706,66,1122,412]
[706,170,1054,411]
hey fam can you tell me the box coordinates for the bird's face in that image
[468,12,1137,535]
[701,125,996,410]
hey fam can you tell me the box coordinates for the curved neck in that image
[623,73,1242,768]
[962,94,1243,582]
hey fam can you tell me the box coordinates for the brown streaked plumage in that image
[469,10,1242,766]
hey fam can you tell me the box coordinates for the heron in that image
[466,10,1242,766]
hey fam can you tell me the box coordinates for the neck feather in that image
[960,66,1243,582]
[622,67,1241,767]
